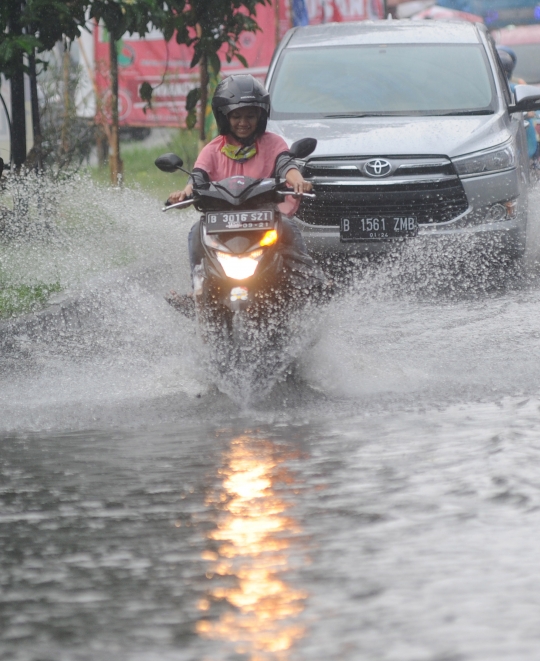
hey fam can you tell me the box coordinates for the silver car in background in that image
[266,20,540,259]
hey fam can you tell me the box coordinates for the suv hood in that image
[267,113,511,159]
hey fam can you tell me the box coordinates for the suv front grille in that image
[303,157,457,179]
[298,156,469,227]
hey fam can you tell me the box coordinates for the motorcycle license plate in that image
[205,209,275,234]
[340,216,418,241]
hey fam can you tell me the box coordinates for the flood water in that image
[2,180,540,659]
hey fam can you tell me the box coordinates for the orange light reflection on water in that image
[196,435,307,660]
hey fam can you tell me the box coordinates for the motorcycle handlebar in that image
[162,198,194,212]
[276,190,316,199]
[162,188,315,212]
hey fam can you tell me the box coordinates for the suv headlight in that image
[453,143,515,177]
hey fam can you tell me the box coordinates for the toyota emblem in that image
[364,158,392,177]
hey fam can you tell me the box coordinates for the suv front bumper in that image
[295,168,527,256]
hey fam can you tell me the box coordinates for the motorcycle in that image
[155,138,329,394]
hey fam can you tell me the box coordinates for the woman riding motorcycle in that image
[166,75,313,311]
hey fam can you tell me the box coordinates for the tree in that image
[91,0,269,179]
[24,0,88,168]
[141,0,269,147]
[181,0,270,145]
[0,0,40,168]
[1,0,268,176]
[88,0,171,184]
[0,0,88,169]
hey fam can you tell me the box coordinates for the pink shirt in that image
[194,133,299,216]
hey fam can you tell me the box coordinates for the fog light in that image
[504,199,518,218]
[485,203,508,222]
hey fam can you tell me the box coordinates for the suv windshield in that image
[270,44,496,118]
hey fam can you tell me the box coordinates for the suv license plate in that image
[205,210,275,234]
[340,216,418,241]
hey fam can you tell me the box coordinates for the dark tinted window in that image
[270,44,496,118]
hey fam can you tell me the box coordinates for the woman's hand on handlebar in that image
[167,183,193,204]
[285,169,312,195]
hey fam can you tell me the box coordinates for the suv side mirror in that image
[510,84,540,113]
[289,138,317,159]
[155,153,184,172]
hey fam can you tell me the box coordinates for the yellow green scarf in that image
[221,142,257,163]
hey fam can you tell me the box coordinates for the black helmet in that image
[211,74,270,137]
[497,46,516,79]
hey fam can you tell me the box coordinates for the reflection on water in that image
[197,435,307,659]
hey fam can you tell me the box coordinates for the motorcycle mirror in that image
[289,138,317,159]
[155,153,185,173]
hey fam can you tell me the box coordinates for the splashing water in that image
[200,292,329,406]
[0,173,207,430]
[1,175,540,431]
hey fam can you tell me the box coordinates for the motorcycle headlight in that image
[216,251,263,280]
[453,143,515,177]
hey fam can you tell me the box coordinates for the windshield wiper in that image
[323,109,494,118]
[432,110,495,116]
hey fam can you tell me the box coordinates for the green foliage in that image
[0,282,61,318]
[0,0,269,169]
[88,0,171,41]
[135,0,269,121]
[185,87,201,112]
[186,111,197,130]
[0,34,40,77]
[139,80,154,113]
[185,87,201,129]
[168,0,268,68]
[23,0,88,50]
[0,0,88,78]
[178,0,269,127]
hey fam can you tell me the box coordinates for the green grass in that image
[0,282,62,319]
[88,129,200,202]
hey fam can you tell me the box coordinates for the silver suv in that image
[266,20,540,258]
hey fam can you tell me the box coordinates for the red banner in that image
[305,0,385,23]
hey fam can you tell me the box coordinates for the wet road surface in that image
[2,183,540,659]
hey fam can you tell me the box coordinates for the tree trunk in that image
[61,46,71,155]
[198,53,209,151]
[10,55,26,171]
[29,51,43,170]
[8,0,26,171]
[109,34,123,185]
